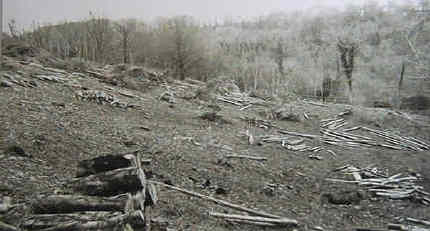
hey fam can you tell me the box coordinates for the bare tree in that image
[337,39,358,104]
[115,19,137,64]
[86,12,112,63]
[8,19,19,39]
[271,37,287,76]
[156,16,207,80]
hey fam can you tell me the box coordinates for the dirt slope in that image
[1,52,430,231]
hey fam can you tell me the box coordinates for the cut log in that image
[76,154,136,178]
[69,167,142,196]
[31,195,127,214]
[22,211,144,231]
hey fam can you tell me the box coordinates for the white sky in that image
[3,0,400,31]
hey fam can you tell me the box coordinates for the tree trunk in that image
[22,211,145,231]
[76,154,133,178]
[31,195,127,214]
[69,167,142,196]
[396,62,406,109]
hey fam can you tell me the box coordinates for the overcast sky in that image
[4,0,396,31]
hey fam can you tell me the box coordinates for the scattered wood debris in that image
[75,89,138,109]
[327,165,430,205]
[149,180,298,226]
[217,92,267,108]
[240,116,278,130]
[320,125,430,151]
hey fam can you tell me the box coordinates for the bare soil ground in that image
[1,48,430,231]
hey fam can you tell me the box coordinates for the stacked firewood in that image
[21,153,159,231]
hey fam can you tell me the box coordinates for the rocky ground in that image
[1,42,430,231]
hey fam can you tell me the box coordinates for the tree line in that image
[8,0,430,105]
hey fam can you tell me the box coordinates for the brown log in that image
[31,195,127,214]
[69,167,142,196]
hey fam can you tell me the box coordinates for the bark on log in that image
[31,195,127,214]
[76,154,135,178]
[22,211,144,231]
[69,167,142,196]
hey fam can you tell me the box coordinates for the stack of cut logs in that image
[21,153,159,231]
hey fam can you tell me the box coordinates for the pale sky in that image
[4,0,396,31]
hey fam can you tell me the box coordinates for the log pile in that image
[18,154,158,231]
[328,165,430,205]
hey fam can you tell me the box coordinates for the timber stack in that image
[18,152,159,231]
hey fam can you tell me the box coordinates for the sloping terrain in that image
[1,48,430,231]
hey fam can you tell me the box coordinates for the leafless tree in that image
[337,39,358,104]
[115,19,137,64]
[271,37,287,76]
[86,12,112,63]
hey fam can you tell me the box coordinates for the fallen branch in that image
[406,217,430,226]
[209,212,298,226]
[225,155,267,161]
[149,181,281,219]
[304,100,329,107]
[278,130,318,139]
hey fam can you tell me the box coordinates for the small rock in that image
[215,187,228,195]
[52,102,65,107]
[202,179,211,188]
[321,190,365,205]
[4,145,31,158]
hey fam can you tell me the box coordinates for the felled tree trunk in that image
[31,195,127,214]
[76,154,133,178]
[69,167,142,196]
[22,211,145,231]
